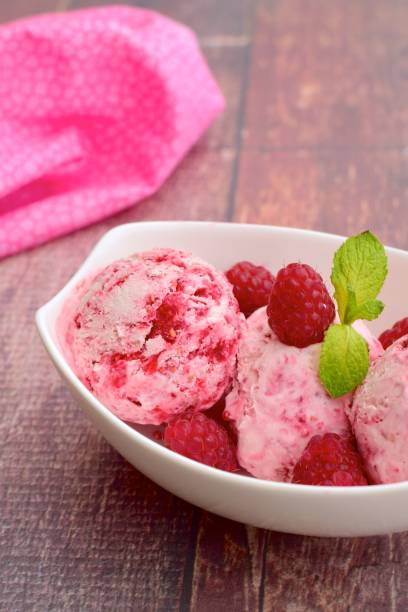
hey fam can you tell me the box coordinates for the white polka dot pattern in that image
[0,6,224,258]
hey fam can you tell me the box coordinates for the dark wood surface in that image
[1,1,408,610]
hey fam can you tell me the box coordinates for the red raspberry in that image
[379,317,408,349]
[225,261,275,317]
[164,412,238,472]
[292,433,368,486]
[267,263,335,348]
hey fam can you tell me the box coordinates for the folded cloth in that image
[0,6,224,258]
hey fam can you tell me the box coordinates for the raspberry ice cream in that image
[59,248,244,425]
[348,335,408,484]
[225,307,381,482]
[352,319,384,361]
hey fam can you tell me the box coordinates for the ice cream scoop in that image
[59,248,245,425]
[348,335,408,484]
[225,307,381,482]
[352,319,384,362]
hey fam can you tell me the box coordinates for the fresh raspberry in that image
[164,412,238,472]
[292,433,368,486]
[225,261,275,317]
[379,317,408,349]
[267,263,335,348]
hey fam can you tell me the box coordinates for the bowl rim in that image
[35,220,408,497]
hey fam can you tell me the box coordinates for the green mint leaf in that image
[319,324,369,398]
[343,289,358,324]
[346,298,384,323]
[331,230,387,324]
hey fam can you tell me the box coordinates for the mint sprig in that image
[319,231,387,398]
[331,230,387,324]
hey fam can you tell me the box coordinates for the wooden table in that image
[2,1,408,610]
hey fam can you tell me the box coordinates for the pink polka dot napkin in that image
[0,6,224,259]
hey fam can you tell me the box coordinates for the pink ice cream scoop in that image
[352,319,384,362]
[225,308,381,482]
[348,335,408,484]
[59,248,245,425]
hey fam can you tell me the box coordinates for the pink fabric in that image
[0,6,224,258]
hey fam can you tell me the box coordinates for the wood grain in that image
[190,517,266,612]
[0,1,57,23]
[234,150,408,248]
[260,532,408,611]
[70,0,253,40]
[243,0,408,150]
[2,0,408,611]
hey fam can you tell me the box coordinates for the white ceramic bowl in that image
[36,222,408,537]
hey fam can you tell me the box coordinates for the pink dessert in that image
[348,335,408,484]
[352,319,384,362]
[225,307,381,482]
[59,248,245,425]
